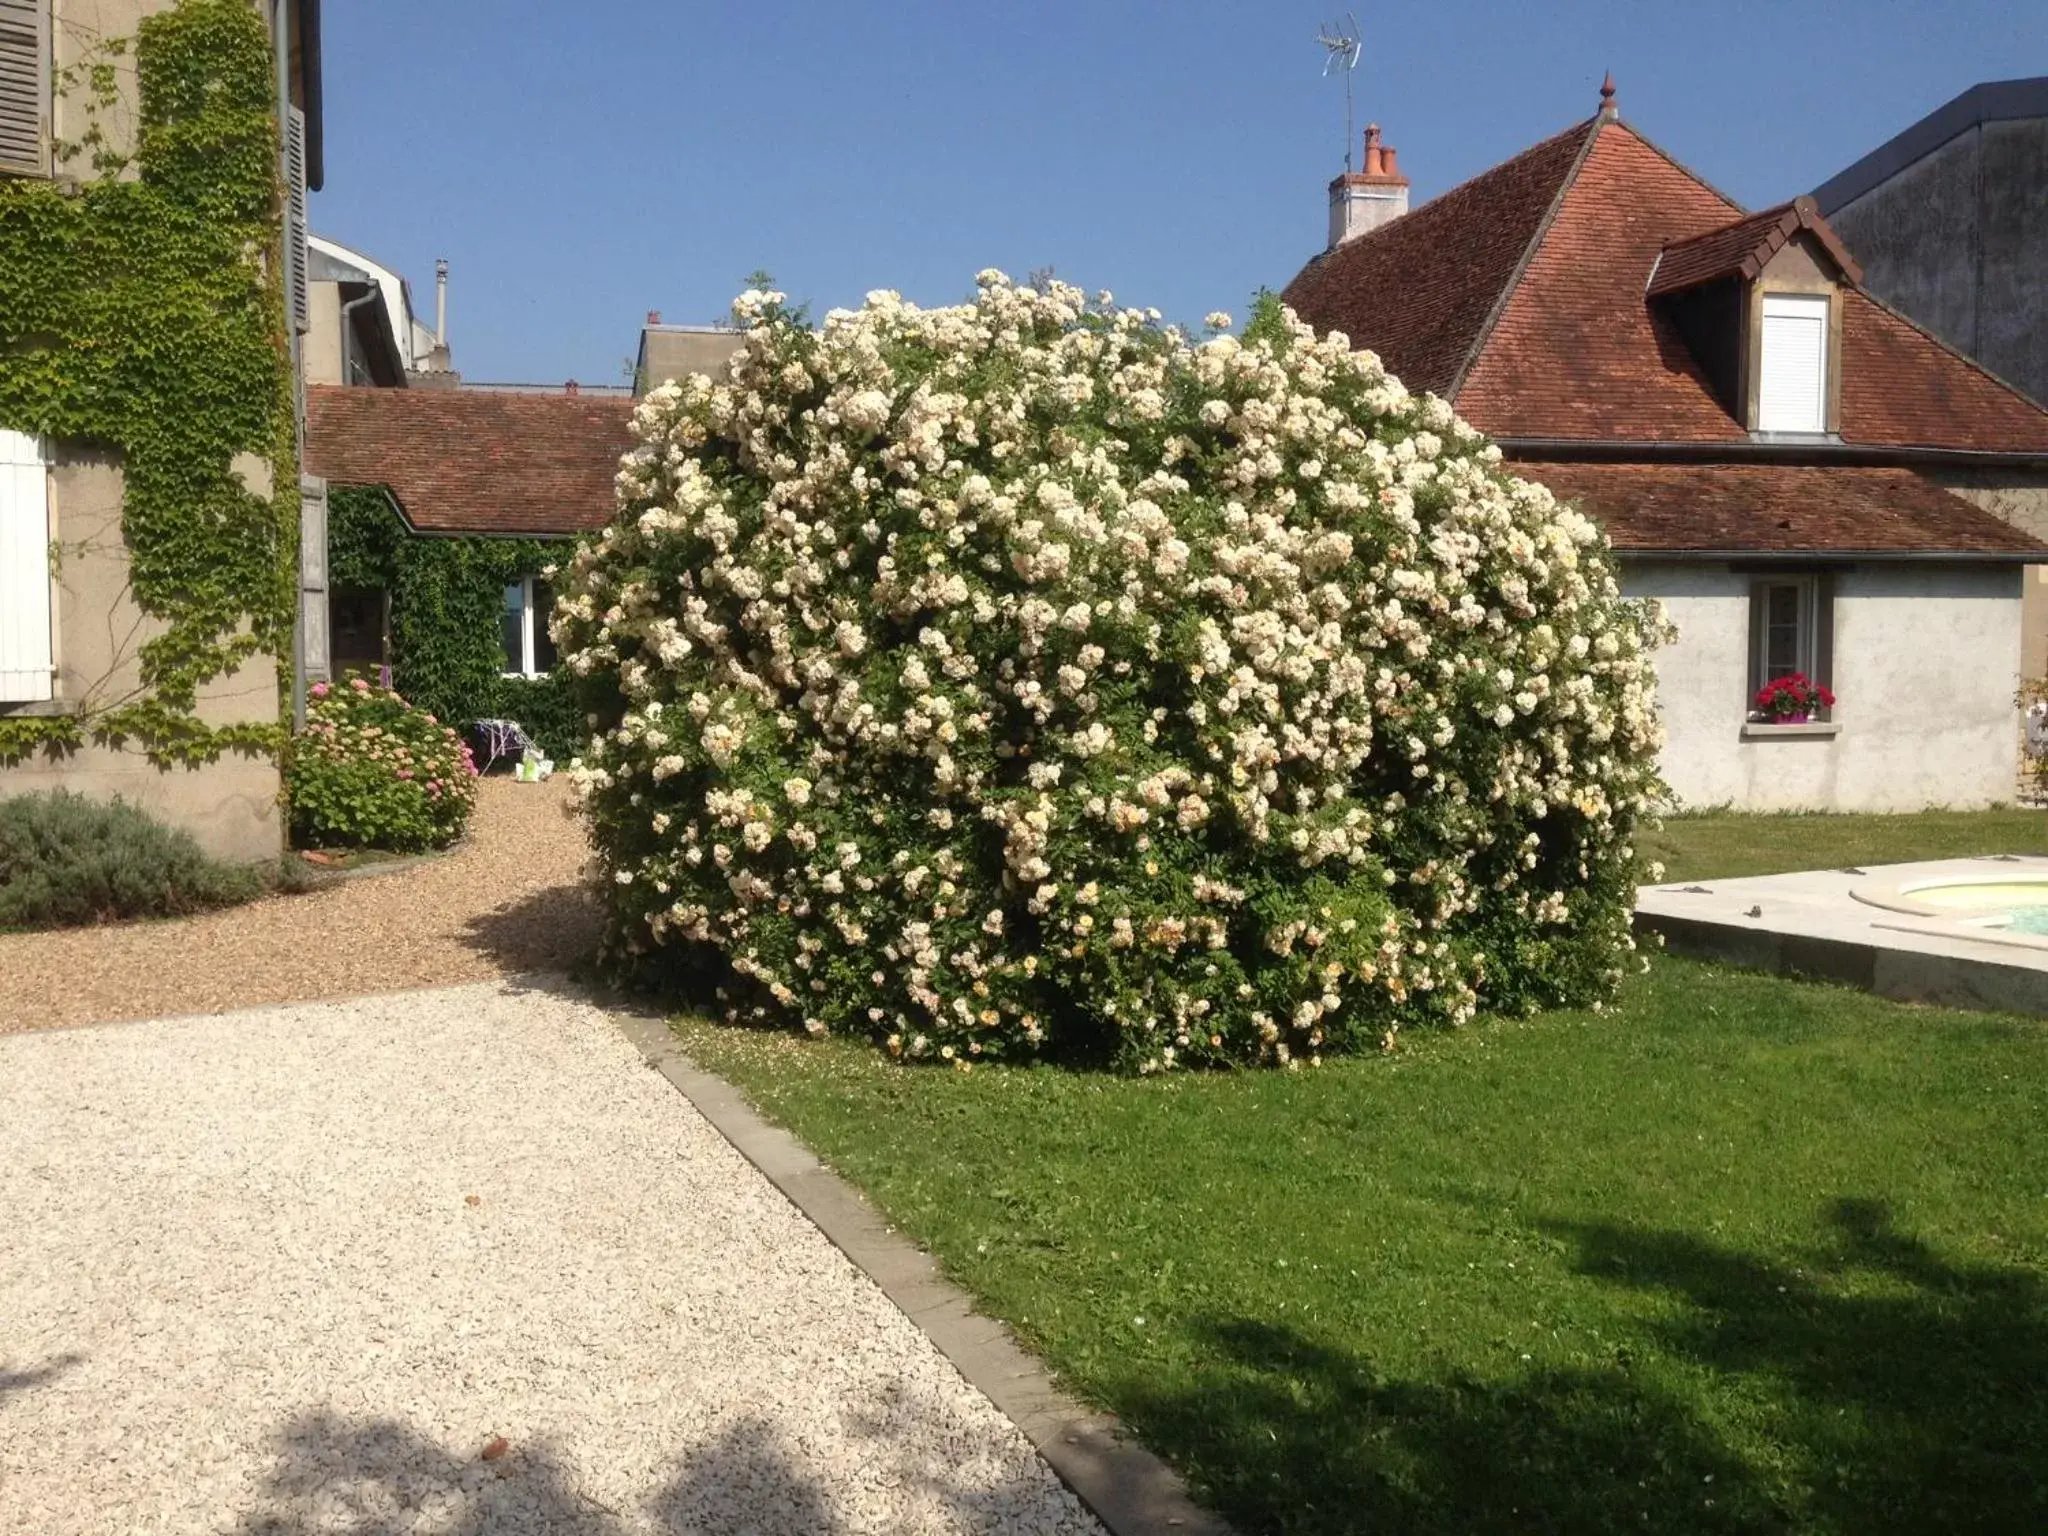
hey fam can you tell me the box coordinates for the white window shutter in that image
[0,0,47,178]
[0,428,53,702]
[1758,293,1829,433]
[299,473,329,681]
[286,106,309,334]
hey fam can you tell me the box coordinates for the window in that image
[1747,574,1832,714]
[502,576,557,677]
[0,1,49,180]
[0,428,51,703]
[1757,292,1830,433]
[330,587,386,671]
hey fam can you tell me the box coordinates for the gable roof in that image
[1515,461,2046,557]
[305,385,635,536]
[1647,196,1862,296]
[1281,113,2048,455]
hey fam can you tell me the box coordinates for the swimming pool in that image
[1853,873,2048,940]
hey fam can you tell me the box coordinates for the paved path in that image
[0,983,1103,1535]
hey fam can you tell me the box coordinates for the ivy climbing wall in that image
[329,486,584,762]
[0,0,297,860]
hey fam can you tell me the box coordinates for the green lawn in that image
[677,959,2048,1535]
[1645,807,2045,884]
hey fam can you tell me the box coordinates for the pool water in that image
[1902,880,2048,935]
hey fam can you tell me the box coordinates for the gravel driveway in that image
[0,984,1103,1535]
[0,779,599,1034]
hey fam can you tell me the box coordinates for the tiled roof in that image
[1282,114,2048,456]
[1840,290,2048,451]
[1516,461,2047,556]
[1279,122,1592,397]
[1456,122,1747,442]
[305,385,636,536]
[1646,196,1862,296]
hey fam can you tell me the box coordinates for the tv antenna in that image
[1317,14,1363,171]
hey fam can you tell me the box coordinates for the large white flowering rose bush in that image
[554,275,1666,1070]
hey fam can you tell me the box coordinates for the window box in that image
[1741,719,1841,741]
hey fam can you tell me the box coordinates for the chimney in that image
[646,310,663,326]
[412,257,456,380]
[1328,123,1410,250]
[565,379,580,396]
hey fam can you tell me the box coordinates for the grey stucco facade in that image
[1816,79,2048,406]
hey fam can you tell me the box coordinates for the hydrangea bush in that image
[555,275,1668,1070]
[287,673,479,852]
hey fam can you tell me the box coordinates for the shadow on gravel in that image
[458,884,603,978]
[0,1352,82,1410]
[228,1403,1070,1534]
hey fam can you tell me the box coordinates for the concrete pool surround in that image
[1635,855,2048,1015]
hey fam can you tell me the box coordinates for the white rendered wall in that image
[1624,559,2024,811]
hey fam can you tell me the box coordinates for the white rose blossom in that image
[555,273,1668,1070]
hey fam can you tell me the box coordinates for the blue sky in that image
[311,1,2044,386]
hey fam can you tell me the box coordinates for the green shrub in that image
[489,671,583,762]
[558,276,1669,1070]
[0,790,263,930]
[287,672,479,851]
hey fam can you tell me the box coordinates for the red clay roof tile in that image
[1283,115,2048,459]
[1280,121,1593,397]
[305,385,635,536]
[1647,196,1863,296]
[1840,291,2048,452]
[1516,461,2046,556]
[1456,122,1749,442]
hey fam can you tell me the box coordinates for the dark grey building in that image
[1815,78,2048,406]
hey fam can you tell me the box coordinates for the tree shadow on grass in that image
[1119,1198,2048,1535]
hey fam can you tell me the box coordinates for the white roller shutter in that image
[1758,293,1829,433]
[0,428,52,702]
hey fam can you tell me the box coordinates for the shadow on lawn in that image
[1127,1198,2048,1535]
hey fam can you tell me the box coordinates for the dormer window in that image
[1757,293,1830,433]
[1647,197,1861,438]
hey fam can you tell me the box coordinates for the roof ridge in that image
[1292,115,1598,276]
[1442,115,1604,400]
[1602,118,1748,219]
[1658,200,1795,250]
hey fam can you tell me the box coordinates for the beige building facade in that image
[0,0,320,861]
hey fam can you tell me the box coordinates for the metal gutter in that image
[1611,547,2048,565]
[299,0,323,191]
[1499,437,2048,470]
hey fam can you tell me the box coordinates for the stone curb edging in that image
[611,1011,1235,1536]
